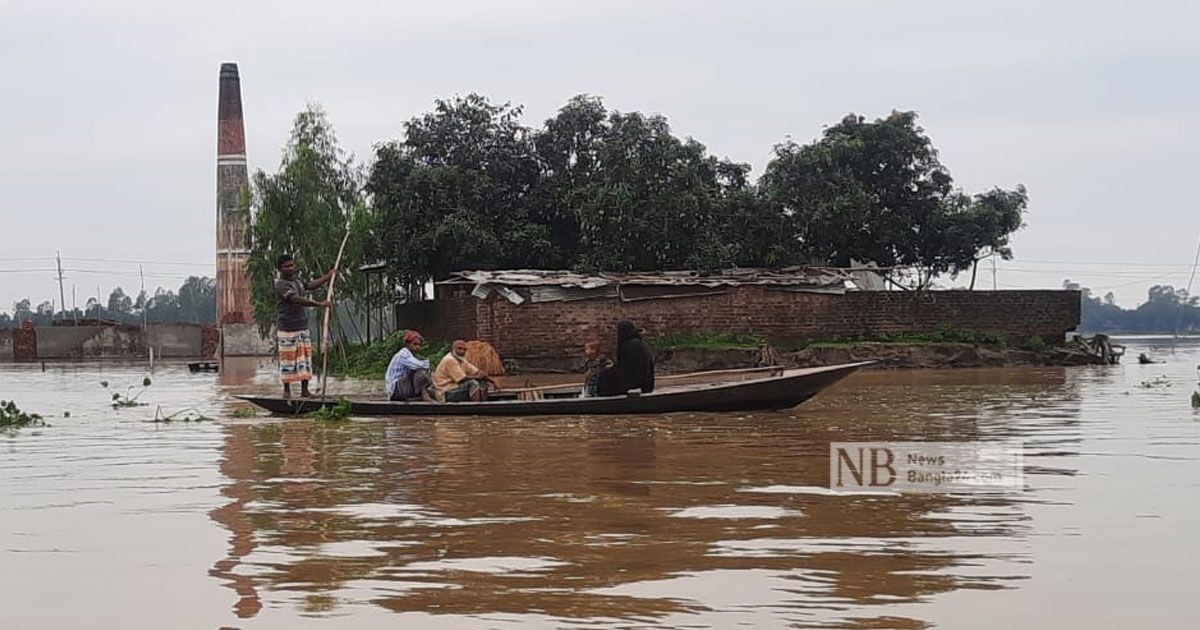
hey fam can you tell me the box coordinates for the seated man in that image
[385,331,434,401]
[434,339,495,402]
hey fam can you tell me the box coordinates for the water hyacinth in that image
[1,400,45,428]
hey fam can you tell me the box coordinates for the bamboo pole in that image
[319,229,351,402]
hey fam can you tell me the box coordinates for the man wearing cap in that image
[385,330,435,401]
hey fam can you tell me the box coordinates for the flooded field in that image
[2,338,1198,628]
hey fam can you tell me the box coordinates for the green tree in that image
[146,288,181,324]
[959,186,1028,289]
[1134,285,1199,332]
[12,299,33,323]
[246,103,369,337]
[107,288,132,317]
[178,276,216,324]
[368,94,547,296]
[1071,280,1200,333]
[534,95,753,271]
[762,111,1026,287]
[532,94,608,266]
[369,94,765,286]
[713,175,798,268]
[84,297,102,319]
[562,107,739,271]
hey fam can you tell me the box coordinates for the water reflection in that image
[208,367,1084,627]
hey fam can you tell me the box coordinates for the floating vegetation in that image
[1191,391,1200,408]
[148,406,213,423]
[1138,376,1172,389]
[102,380,150,408]
[1,400,45,428]
[306,398,353,422]
[231,407,257,419]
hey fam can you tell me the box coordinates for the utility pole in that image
[55,251,67,322]
[991,252,997,290]
[140,264,152,370]
[139,265,148,331]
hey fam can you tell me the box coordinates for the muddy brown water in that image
[2,338,1198,628]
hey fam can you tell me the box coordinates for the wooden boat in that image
[188,361,220,373]
[236,362,870,417]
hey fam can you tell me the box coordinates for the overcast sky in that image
[2,0,1197,310]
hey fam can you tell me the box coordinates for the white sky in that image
[1,0,1197,311]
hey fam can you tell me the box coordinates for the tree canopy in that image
[1070,280,1200,333]
[245,104,370,336]
[760,112,1027,288]
[1,276,215,328]
[363,98,1026,291]
[231,95,1034,327]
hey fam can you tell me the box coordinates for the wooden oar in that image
[319,228,351,402]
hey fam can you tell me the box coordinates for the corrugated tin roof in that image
[440,267,858,289]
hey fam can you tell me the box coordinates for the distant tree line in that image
[1068,280,1200,333]
[244,95,1029,336]
[0,276,216,328]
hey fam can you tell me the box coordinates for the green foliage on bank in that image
[802,329,1039,349]
[647,331,765,350]
[645,328,1042,351]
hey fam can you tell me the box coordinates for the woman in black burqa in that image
[595,320,655,396]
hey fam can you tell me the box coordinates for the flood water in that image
[2,338,1199,629]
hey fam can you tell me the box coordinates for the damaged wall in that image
[220,323,274,357]
[18,324,210,360]
[395,286,1081,361]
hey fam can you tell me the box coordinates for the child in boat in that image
[580,341,613,398]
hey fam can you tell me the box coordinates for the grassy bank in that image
[805,329,1047,350]
[647,328,1047,352]
[646,331,765,350]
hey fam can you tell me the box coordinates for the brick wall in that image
[0,329,12,362]
[12,327,37,362]
[396,287,1081,360]
[393,287,478,342]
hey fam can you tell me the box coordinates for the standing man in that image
[275,254,333,398]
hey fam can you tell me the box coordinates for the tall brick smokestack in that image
[216,62,254,329]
